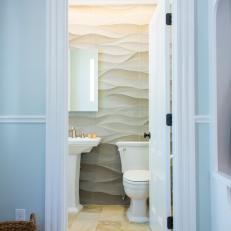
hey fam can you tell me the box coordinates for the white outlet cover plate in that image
[15,209,26,221]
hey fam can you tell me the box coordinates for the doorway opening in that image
[67,1,172,231]
[45,0,196,231]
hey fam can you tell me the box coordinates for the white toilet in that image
[116,141,149,223]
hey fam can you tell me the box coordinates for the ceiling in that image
[69,5,156,25]
[69,0,158,5]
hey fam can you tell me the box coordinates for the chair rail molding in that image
[0,115,46,124]
[195,115,211,124]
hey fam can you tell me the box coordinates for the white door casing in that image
[172,0,196,230]
[45,0,68,230]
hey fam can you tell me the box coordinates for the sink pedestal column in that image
[66,153,83,214]
[67,137,101,214]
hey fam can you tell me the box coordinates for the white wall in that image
[211,175,231,231]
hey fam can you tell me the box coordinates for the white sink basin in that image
[69,137,101,154]
[67,137,101,214]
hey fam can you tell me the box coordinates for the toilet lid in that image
[124,170,149,182]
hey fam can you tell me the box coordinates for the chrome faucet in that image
[81,131,85,138]
[69,127,77,138]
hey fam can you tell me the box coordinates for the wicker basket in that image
[0,213,37,231]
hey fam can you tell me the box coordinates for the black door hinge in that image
[167,216,173,229]
[166,13,172,25]
[144,132,151,140]
[166,113,172,126]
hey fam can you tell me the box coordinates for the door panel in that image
[149,1,171,230]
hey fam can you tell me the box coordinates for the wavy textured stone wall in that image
[69,5,155,204]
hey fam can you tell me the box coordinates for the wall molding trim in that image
[195,115,211,124]
[0,115,46,124]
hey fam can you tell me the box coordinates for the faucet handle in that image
[69,127,77,138]
[81,131,85,138]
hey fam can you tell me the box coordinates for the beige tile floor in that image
[68,205,151,231]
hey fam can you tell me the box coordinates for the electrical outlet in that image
[15,209,26,221]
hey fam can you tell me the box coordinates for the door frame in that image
[172,0,196,230]
[45,0,196,231]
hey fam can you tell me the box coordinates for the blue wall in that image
[0,0,46,229]
[196,124,211,231]
[0,124,45,228]
[195,0,211,230]
[0,0,46,115]
[195,0,210,115]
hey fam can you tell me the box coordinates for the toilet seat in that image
[123,170,149,183]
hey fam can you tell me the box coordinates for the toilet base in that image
[68,204,83,214]
[127,209,149,223]
[127,199,149,223]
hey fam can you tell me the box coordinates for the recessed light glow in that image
[90,58,95,102]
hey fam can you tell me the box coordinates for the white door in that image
[149,0,172,230]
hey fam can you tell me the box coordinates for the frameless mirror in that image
[69,48,98,112]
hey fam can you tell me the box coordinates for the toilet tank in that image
[116,141,149,173]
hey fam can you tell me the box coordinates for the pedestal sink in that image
[67,137,101,214]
